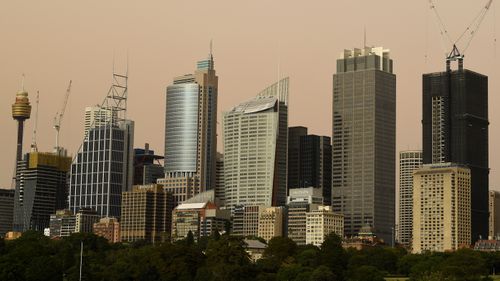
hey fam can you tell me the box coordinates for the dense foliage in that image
[0,231,499,281]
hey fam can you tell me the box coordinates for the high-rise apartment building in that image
[223,78,289,209]
[120,184,173,243]
[69,120,134,218]
[422,63,489,242]
[306,205,344,247]
[489,190,500,238]
[288,126,308,190]
[133,143,164,186]
[93,217,121,243]
[332,47,396,242]
[286,187,323,245]
[398,150,423,247]
[13,152,72,232]
[161,51,218,206]
[412,164,471,253]
[258,207,284,242]
[0,189,15,237]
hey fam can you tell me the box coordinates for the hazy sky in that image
[0,0,498,189]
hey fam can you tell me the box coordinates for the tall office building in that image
[69,73,134,219]
[133,143,164,185]
[223,78,289,209]
[121,184,173,243]
[300,135,332,205]
[0,189,15,236]
[422,61,489,241]
[288,126,308,190]
[398,150,422,247]
[69,120,134,218]
[161,50,218,206]
[332,47,396,242]
[13,152,72,232]
[489,191,500,238]
[412,163,471,253]
[215,152,225,206]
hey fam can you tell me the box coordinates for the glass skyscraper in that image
[161,51,218,206]
[332,47,396,243]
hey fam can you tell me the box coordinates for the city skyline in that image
[1,0,499,190]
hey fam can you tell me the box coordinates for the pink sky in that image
[0,0,498,189]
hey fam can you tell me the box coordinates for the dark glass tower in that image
[288,127,308,189]
[422,61,489,241]
[332,47,396,243]
[300,135,332,205]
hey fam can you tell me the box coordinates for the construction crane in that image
[428,0,494,69]
[53,80,72,155]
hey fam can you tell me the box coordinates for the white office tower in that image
[223,78,289,209]
[398,150,422,247]
[84,106,116,136]
[412,163,471,253]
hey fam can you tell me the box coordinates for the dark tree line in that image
[0,231,499,281]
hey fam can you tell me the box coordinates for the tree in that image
[310,265,337,281]
[263,237,297,264]
[347,265,385,281]
[319,233,348,280]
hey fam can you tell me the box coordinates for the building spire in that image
[21,73,25,92]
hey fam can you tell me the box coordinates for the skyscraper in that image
[422,61,489,241]
[69,120,134,218]
[161,49,218,206]
[412,163,471,253]
[84,106,116,136]
[223,78,289,209]
[133,143,164,185]
[13,152,72,232]
[398,150,422,247]
[288,126,308,189]
[332,47,396,242]
[300,135,332,205]
[0,189,15,236]
[69,72,134,218]
[215,152,225,206]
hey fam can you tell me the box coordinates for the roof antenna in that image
[31,91,39,152]
[21,73,25,92]
[364,26,367,47]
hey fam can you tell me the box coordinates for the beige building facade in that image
[412,164,471,253]
[489,190,500,238]
[93,217,120,243]
[257,207,284,242]
[305,206,344,246]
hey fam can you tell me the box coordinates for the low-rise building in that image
[93,217,121,243]
[306,206,344,246]
[172,201,230,241]
[120,184,173,243]
[474,240,500,252]
[287,187,322,245]
[232,205,265,237]
[244,239,267,262]
[49,209,76,238]
[258,207,284,242]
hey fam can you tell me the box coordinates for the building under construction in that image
[13,152,72,232]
